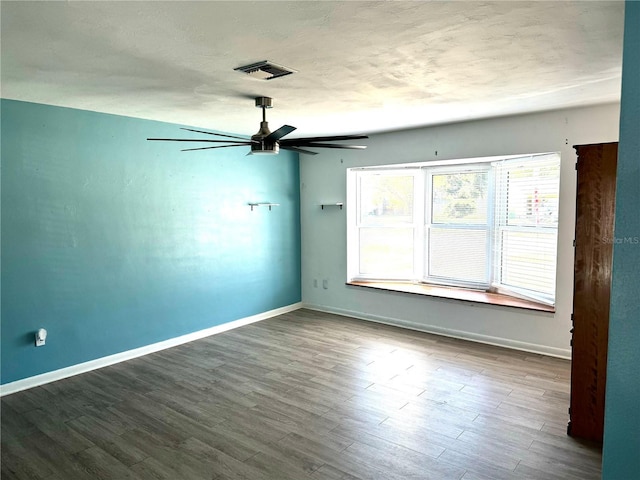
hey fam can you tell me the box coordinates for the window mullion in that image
[414,169,427,280]
[423,168,434,282]
[487,166,498,287]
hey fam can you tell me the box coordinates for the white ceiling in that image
[1,1,624,137]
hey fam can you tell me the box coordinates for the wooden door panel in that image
[569,142,617,442]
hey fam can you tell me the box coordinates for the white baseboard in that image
[303,303,571,360]
[0,302,303,397]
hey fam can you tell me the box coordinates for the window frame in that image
[424,164,493,290]
[350,169,421,281]
[490,156,560,305]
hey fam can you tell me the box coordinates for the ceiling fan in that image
[147,97,368,156]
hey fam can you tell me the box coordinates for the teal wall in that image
[1,99,301,385]
[602,2,640,477]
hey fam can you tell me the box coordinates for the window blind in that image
[426,169,490,286]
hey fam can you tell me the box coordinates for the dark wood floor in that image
[2,309,601,480]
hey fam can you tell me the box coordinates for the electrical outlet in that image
[313,279,318,288]
[35,328,47,347]
[323,279,328,289]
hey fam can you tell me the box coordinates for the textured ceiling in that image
[1,1,624,137]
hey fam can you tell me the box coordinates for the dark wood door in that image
[569,142,617,442]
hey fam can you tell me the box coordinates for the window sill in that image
[346,281,555,313]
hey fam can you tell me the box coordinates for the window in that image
[356,171,418,279]
[427,167,490,288]
[493,155,560,304]
[347,153,560,305]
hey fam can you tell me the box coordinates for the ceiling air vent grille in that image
[234,61,297,80]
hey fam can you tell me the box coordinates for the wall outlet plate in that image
[35,328,47,346]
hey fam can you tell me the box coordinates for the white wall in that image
[300,103,620,358]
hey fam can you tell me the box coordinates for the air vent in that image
[234,61,297,80]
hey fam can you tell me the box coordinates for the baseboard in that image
[303,303,571,360]
[0,302,303,397]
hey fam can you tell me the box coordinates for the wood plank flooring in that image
[1,309,602,480]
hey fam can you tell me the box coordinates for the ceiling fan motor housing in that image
[251,120,279,155]
[250,97,279,154]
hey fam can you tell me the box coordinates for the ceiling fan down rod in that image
[255,96,272,124]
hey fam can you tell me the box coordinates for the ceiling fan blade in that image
[281,134,368,144]
[280,146,319,156]
[181,144,251,152]
[148,138,253,143]
[265,125,296,142]
[180,128,253,142]
[282,142,367,150]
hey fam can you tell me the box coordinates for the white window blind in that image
[426,168,490,287]
[493,154,560,304]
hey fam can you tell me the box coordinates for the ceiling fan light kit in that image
[147,97,368,156]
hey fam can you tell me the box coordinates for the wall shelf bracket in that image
[321,203,343,210]
[249,203,280,211]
